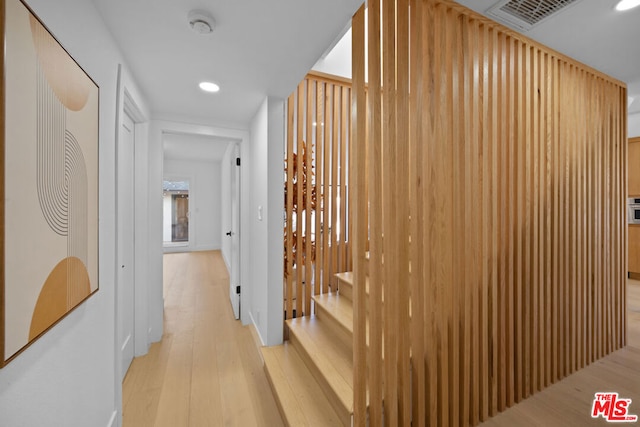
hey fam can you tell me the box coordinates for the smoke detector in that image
[188,9,216,35]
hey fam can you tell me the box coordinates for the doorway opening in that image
[163,179,190,247]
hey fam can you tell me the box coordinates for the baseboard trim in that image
[222,251,231,273]
[107,410,117,427]
[629,272,640,280]
[249,312,266,347]
[163,244,222,254]
[148,325,162,344]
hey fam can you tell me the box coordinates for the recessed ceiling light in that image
[616,0,640,11]
[199,81,220,93]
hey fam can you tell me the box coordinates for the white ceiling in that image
[455,0,640,114]
[92,0,362,128]
[93,0,640,131]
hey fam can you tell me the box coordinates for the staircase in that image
[262,272,359,426]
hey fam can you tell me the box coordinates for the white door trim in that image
[229,142,241,319]
[118,111,135,381]
[150,121,250,325]
[162,173,194,252]
[114,63,150,427]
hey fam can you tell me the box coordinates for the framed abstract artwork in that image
[0,0,99,367]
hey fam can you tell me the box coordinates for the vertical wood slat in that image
[396,0,412,423]
[351,6,367,426]
[460,11,476,425]
[480,23,491,421]
[347,83,354,273]
[382,0,398,423]
[409,0,426,424]
[284,73,354,320]
[507,34,516,409]
[439,6,452,425]
[331,85,339,291]
[285,96,294,321]
[350,0,627,426]
[305,80,313,317]
[336,87,350,273]
[314,82,324,296]
[323,84,332,295]
[367,0,384,424]
[489,24,499,418]
[295,83,304,318]
[424,4,438,422]
[497,31,508,412]
[544,50,553,390]
[536,48,544,389]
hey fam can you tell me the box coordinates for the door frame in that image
[114,64,149,426]
[117,110,136,381]
[150,121,250,325]
[162,173,194,252]
[229,142,241,318]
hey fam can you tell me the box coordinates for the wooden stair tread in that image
[287,316,354,419]
[262,344,343,427]
[335,272,354,301]
[335,272,369,293]
[335,271,354,284]
[312,292,353,336]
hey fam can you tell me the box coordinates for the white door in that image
[229,144,240,319]
[118,113,135,379]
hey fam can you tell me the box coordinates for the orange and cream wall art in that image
[1,0,99,366]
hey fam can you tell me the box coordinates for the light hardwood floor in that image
[123,251,640,426]
[122,251,283,427]
[482,279,640,426]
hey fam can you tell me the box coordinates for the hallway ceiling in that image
[455,0,640,114]
[92,0,361,128]
[92,0,640,127]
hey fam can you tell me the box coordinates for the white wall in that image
[248,97,285,347]
[0,0,144,426]
[630,112,640,137]
[163,158,223,252]
[266,98,286,346]
[312,27,353,79]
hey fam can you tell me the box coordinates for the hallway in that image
[122,251,283,426]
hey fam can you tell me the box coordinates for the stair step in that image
[312,292,353,345]
[262,343,344,426]
[287,316,353,426]
[335,272,370,302]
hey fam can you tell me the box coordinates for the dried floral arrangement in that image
[284,140,319,277]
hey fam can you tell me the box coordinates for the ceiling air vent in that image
[487,0,582,32]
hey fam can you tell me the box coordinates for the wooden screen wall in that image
[284,72,353,320]
[351,1,628,426]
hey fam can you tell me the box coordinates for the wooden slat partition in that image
[350,0,627,425]
[352,7,367,425]
[284,73,353,320]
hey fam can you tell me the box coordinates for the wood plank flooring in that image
[122,251,283,427]
[482,279,640,426]
[123,251,640,426]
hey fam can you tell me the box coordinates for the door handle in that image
[226,231,233,236]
